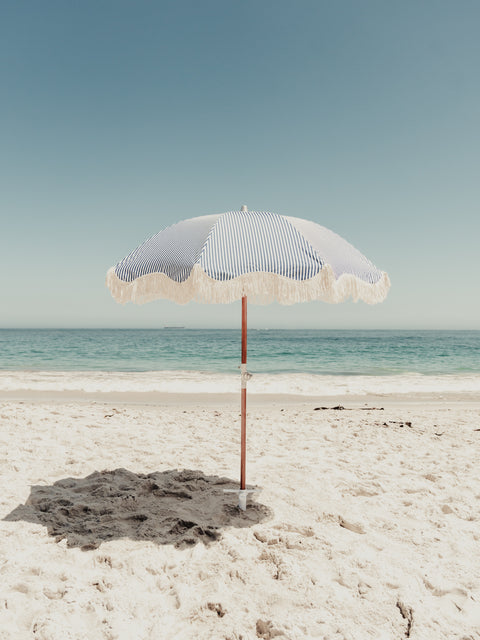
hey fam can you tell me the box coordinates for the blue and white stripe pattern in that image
[200,211,323,282]
[107,210,390,305]
[114,211,325,284]
[115,214,221,284]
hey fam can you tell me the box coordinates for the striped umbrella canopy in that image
[106,207,390,509]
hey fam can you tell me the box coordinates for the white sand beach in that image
[1,391,480,639]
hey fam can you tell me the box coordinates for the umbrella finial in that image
[241,205,248,212]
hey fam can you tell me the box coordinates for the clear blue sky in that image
[1,0,479,329]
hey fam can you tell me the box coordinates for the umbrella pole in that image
[240,295,247,491]
[225,295,254,510]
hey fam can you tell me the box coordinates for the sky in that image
[1,0,479,329]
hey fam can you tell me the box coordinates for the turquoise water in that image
[0,329,479,376]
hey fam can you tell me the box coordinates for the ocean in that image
[0,329,479,396]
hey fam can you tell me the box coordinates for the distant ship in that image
[163,326,185,329]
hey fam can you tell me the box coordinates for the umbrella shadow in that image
[3,468,272,551]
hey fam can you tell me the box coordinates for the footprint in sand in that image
[258,549,286,580]
[256,619,284,639]
[254,524,315,550]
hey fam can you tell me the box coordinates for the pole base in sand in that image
[224,488,256,511]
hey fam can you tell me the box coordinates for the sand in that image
[1,394,479,639]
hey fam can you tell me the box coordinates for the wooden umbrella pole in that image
[240,295,247,490]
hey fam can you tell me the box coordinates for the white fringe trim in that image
[106,264,390,306]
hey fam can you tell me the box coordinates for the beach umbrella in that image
[106,206,390,509]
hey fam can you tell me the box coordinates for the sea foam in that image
[1,370,480,396]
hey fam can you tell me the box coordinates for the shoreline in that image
[1,369,480,405]
[2,388,480,409]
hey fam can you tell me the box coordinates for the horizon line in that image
[0,327,478,332]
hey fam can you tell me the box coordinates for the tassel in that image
[106,265,390,306]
